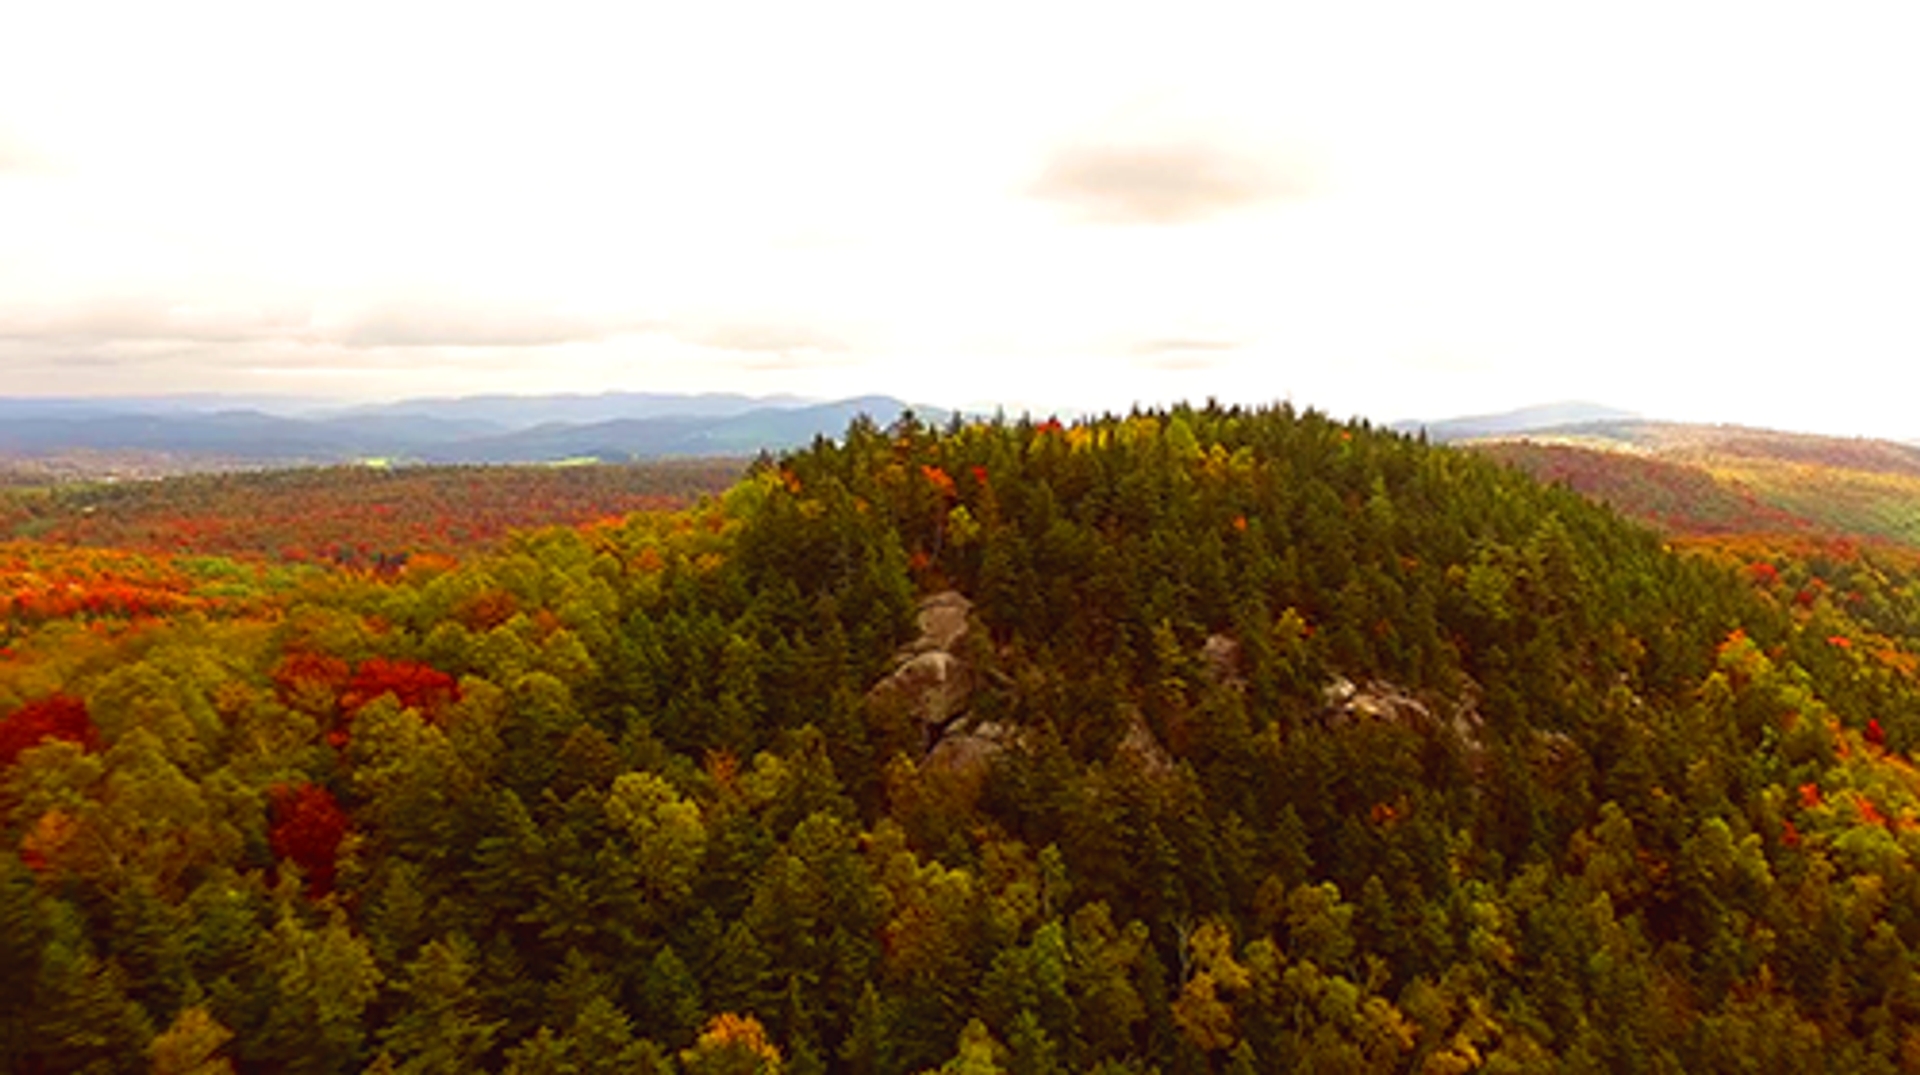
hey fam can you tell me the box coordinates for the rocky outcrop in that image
[1115,706,1176,777]
[1321,675,1487,755]
[923,717,1015,775]
[868,591,1012,774]
[873,649,974,730]
[1200,633,1245,687]
[908,591,973,655]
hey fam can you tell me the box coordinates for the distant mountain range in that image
[329,391,818,428]
[406,396,944,464]
[0,393,945,470]
[1390,401,1640,442]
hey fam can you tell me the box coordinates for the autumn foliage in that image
[270,652,353,706]
[339,658,459,717]
[267,782,349,896]
[15,412,1920,1071]
[0,693,99,767]
[682,1013,782,1074]
[0,459,741,564]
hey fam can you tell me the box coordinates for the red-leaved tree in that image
[0,694,101,768]
[340,658,459,717]
[270,652,353,708]
[268,783,350,897]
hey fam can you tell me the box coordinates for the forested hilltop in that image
[8,404,1920,1072]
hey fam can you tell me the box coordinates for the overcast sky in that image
[3,2,1917,435]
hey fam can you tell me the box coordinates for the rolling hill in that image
[1469,420,1920,547]
[1392,400,1639,441]
[12,403,1920,1070]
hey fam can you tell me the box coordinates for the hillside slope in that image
[6,405,1920,1072]
[1474,422,1920,548]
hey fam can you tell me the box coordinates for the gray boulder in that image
[924,718,1015,776]
[909,590,974,655]
[870,650,974,731]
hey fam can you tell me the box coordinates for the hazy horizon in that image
[0,390,1865,447]
[5,3,1916,440]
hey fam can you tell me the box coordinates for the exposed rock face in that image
[909,591,973,655]
[1319,678,1595,787]
[923,717,1014,775]
[868,591,1010,774]
[1115,706,1175,777]
[1200,633,1244,687]
[874,650,973,730]
[1322,676,1428,725]
[1322,675,1360,710]
[1321,675,1487,755]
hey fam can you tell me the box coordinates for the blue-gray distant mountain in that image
[0,395,336,421]
[0,393,941,468]
[1394,401,1639,442]
[331,391,816,430]
[417,397,947,463]
[0,411,505,459]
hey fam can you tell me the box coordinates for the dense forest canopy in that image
[0,459,743,566]
[7,403,1920,1072]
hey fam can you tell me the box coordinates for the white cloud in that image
[1031,138,1317,225]
[0,133,49,176]
[0,2,1916,437]
[325,304,644,350]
